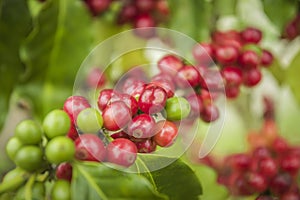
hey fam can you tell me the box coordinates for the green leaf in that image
[72,162,167,200]
[20,0,93,118]
[268,58,285,84]
[262,0,298,31]
[137,154,202,200]
[286,51,300,105]
[0,0,32,130]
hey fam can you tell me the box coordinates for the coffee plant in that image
[1,0,300,199]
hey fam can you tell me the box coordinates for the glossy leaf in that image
[0,0,32,130]
[20,0,93,117]
[262,0,298,31]
[71,162,167,200]
[137,154,202,200]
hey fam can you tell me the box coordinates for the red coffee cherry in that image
[106,138,137,167]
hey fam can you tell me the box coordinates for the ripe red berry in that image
[280,155,300,176]
[87,0,111,16]
[214,45,239,65]
[133,13,156,38]
[135,0,155,12]
[86,67,106,89]
[246,172,268,193]
[75,134,106,162]
[138,84,167,114]
[192,43,214,66]
[153,120,178,147]
[175,65,201,88]
[117,4,137,24]
[106,138,137,167]
[186,93,203,118]
[200,103,219,122]
[56,162,73,182]
[260,49,274,67]
[199,69,224,91]
[281,192,300,200]
[239,50,260,69]
[225,86,240,99]
[63,96,91,123]
[67,122,79,141]
[134,138,157,153]
[157,54,183,76]
[228,154,251,171]
[270,173,292,195]
[102,101,132,131]
[258,157,278,178]
[221,66,243,87]
[151,76,175,98]
[122,78,146,97]
[111,93,138,116]
[127,114,155,139]
[242,68,262,87]
[240,27,262,44]
[97,89,118,111]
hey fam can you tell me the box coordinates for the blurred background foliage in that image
[1,0,300,199]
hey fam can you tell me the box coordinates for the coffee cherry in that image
[153,120,178,147]
[221,66,243,87]
[75,134,106,162]
[228,154,251,171]
[280,155,300,176]
[97,89,119,111]
[272,137,289,154]
[260,49,274,67]
[76,108,103,133]
[151,77,175,98]
[106,138,137,167]
[192,43,214,66]
[6,137,23,160]
[134,138,157,153]
[270,173,292,195]
[117,4,137,24]
[51,179,71,200]
[63,96,91,124]
[15,146,43,172]
[43,109,71,139]
[86,0,111,16]
[258,157,278,178]
[246,172,268,193]
[102,101,132,131]
[138,84,167,114]
[175,65,201,88]
[111,93,138,116]
[240,27,262,44]
[127,114,155,139]
[199,69,224,91]
[242,68,262,87]
[214,45,239,65]
[86,67,106,88]
[281,192,300,200]
[122,78,146,98]
[157,54,183,76]
[67,122,79,141]
[165,96,191,121]
[15,182,45,200]
[45,136,75,164]
[15,120,42,145]
[225,86,240,99]
[56,162,72,182]
[133,13,156,38]
[136,0,155,12]
[200,103,219,122]
[239,50,260,69]
[186,93,203,118]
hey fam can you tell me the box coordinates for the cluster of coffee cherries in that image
[82,0,169,38]
[200,118,300,199]
[282,13,300,40]
[192,27,274,98]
